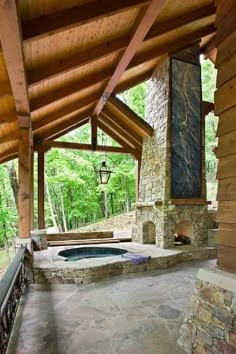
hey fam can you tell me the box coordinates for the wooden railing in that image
[0,247,32,354]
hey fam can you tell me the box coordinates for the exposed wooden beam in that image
[202,101,214,116]
[114,70,152,94]
[108,96,153,137]
[0,131,18,144]
[32,94,99,131]
[36,110,92,141]
[27,4,215,87]
[22,0,150,42]
[102,107,143,146]
[47,118,90,142]
[30,70,112,111]
[0,147,18,164]
[99,113,140,150]
[97,120,129,148]
[0,110,17,125]
[38,151,45,229]
[91,116,98,150]
[97,120,141,160]
[201,34,217,63]
[0,0,30,115]
[35,140,135,155]
[94,0,211,116]
[0,152,18,164]
[129,24,215,68]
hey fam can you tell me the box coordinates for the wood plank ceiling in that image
[0,0,216,163]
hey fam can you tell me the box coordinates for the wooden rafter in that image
[34,140,135,155]
[27,4,215,87]
[97,120,141,160]
[201,34,217,64]
[32,94,99,131]
[30,23,215,113]
[108,96,153,137]
[114,70,152,94]
[30,70,112,111]
[0,131,18,144]
[47,119,90,142]
[102,107,143,146]
[99,113,141,150]
[36,109,92,140]
[22,0,150,42]
[0,0,29,115]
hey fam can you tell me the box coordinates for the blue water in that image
[58,246,128,261]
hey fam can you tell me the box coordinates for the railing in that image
[0,247,31,354]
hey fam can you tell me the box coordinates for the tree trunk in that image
[104,190,109,219]
[7,162,18,211]
[60,187,67,232]
[45,178,57,228]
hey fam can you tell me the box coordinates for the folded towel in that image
[121,253,151,264]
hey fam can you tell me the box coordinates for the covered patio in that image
[0,0,236,353]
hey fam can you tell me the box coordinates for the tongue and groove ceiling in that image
[0,0,216,163]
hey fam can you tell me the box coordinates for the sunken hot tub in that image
[58,246,128,261]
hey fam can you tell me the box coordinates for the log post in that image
[215,0,236,272]
[38,151,45,229]
[18,115,33,238]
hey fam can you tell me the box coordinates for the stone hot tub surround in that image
[134,44,209,249]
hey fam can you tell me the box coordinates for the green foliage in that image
[0,164,17,245]
[118,81,148,118]
[201,59,218,201]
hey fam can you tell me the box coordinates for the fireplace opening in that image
[174,221,192,246]
[143,221,156,244]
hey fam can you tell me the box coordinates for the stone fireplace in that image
[133,44,209,249]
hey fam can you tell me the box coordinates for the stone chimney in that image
[133,44,208,248]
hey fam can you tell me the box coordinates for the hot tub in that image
[58,246,128,261]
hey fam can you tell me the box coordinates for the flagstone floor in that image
[7,259,216,354]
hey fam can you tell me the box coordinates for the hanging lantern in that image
[98,161,112,185]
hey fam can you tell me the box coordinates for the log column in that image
[38,151,45,229]
[18,115,33,238]
[215,0,236,272]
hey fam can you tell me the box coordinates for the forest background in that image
[0,59,217,247]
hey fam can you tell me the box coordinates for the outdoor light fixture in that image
[98,160,112,185]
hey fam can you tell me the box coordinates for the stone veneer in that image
[33,247,216,284]
[134,46,209,248]
[179,268,236,354]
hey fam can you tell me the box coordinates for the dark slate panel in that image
[171,59,202,198]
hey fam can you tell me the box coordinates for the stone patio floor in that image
[7,259,216,354]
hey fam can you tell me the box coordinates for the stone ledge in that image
[197,267,236,293]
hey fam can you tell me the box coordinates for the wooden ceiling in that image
[0,0,216,163]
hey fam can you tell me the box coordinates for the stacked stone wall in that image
[139,58,171,203]
[179,276,236,353]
